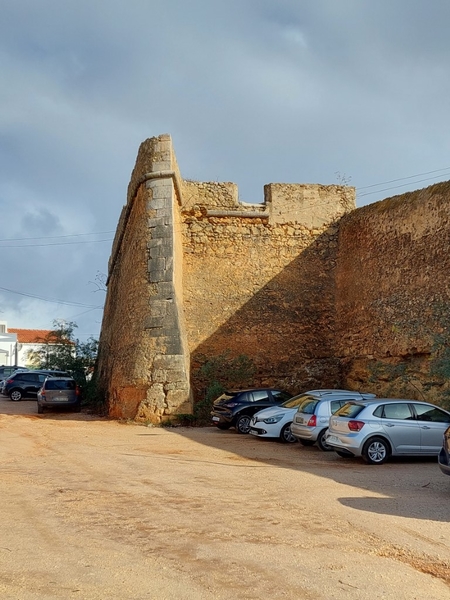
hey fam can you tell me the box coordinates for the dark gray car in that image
[211,388,293,434]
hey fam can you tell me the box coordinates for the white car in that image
[249,389,371,444]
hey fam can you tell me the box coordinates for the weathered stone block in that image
[150,300,168,317]
[150,257,166,272]
[155,282,174,299]
[145,383,166,408]
[165,369,186,383]
[148,270,165,283]
[150,161,171,172]
[154,354,185,370]
[164,337,183,355]
[148,217,163,229]
[152,369,167,383]
[155,207,172,220]
[149,245,163,258]
[167,400,193,415]
[144,315,164,329]
[147,224,169,239]
[166,388,190,409]
[146,182,172,198]
[148,198,166,210]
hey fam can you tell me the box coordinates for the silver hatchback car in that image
[290,390,376,450]
[37,377,81,414]
[326,398,450,464]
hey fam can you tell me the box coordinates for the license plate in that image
[53,396,69,402]
[212,416,220,422]
[249,429,258,436]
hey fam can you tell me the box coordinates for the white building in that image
[0,321,54,367]
[0,321,19,366]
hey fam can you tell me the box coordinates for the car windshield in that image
[334,402,366,418]
[297,397,319,414]
[281,394,309,409]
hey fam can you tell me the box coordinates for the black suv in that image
[211,388,293,434]
[2,370,70,401]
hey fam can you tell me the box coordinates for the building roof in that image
[8,328,58,344]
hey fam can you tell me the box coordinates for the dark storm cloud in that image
[0,0,449,335]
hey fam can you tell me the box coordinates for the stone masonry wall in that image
[181,184,354,396]
[97,135,356,420]
[336,182,450,406]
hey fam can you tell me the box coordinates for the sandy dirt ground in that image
[0,396,449,600]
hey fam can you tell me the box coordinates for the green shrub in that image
[79,378,107,415]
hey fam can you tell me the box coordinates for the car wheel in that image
[317,428,333,451]
[216,423,231,430]
[73,402,82,413]
[236,414,251,434]
[37,404,45,414]
[279,423,297,443]
[362,437,390,465]
[298,439,315,446]
[9,389,22,402]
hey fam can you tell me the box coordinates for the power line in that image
[0,230,115,242]
[67,307,104,320]
[0,238,113,248]
[0,285,102,309]
[356,166,450,191]
[357,174,450,198]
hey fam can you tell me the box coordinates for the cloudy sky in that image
[1,0,449,342]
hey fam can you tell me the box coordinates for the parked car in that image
[37,377,81,413]
[1,370,70,401]
[0,366,28,379]
[326,398,450,464]
[290,390,377,450]
[211,388,293,434]
[438,425,450,476]
[35,369,71,378]
[0,366,29,392]
[249,389,375,445]
[249,393,310,443]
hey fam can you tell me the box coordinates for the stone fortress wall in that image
[97,134,450,421]
[336,183,450,403]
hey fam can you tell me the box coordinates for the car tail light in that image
[6,378,13,384]
[348,420,365,432]
[307,415,317,427]
[76,385,81,396]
